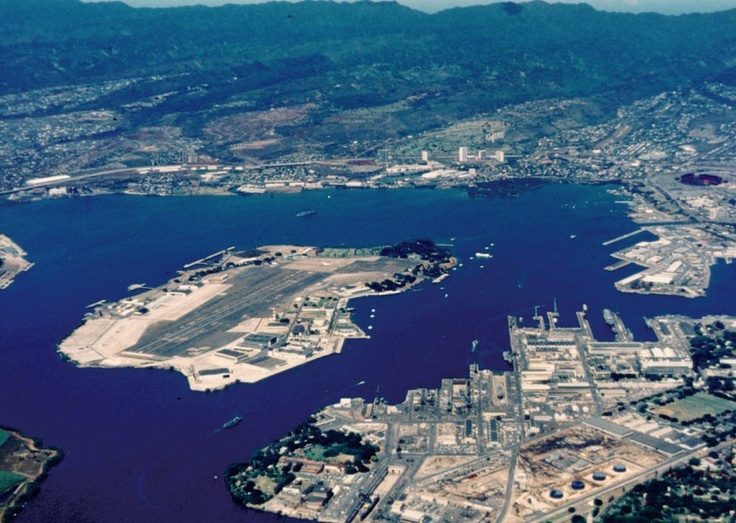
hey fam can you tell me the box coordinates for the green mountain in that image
[3,0,736,174]
[2,0,736,101]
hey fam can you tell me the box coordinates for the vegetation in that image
[366,273,416,293]
[0,471,23,495]
[0,430,10,449]
[689,328,736,371]
[653,392,736,423]
[600,457,736,522]
[5,0,736,165]
[225,419,379,507]
[468,178,548,198]
[364,239,452,291]
[380,239,450,263]
[0,427,64,522]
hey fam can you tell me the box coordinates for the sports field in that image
[654,392,736,422]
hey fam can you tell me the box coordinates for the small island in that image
[0,427,62,522]
[58,240,454,391]
[0,235,33,290]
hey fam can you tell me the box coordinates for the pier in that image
[603,309,634,342]
[183,247,234,269]
[602,228,645,246]
[576,310,595,339]
[604,259,633,271]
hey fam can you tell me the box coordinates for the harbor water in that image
[1,185,735,522]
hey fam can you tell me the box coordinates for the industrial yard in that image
[228,307,736,522]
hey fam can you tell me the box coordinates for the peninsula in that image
[227,307,736,522]
[0,235,33,290]
[58,240,454,391]
[0,427,62,522]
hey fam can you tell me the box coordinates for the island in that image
[0,427,62,522]
[0,235,33,290]
[227,306,736,522]
[58,240,454,391]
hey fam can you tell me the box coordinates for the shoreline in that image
[0,425,63,523]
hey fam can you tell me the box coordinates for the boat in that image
[471,340,478,352]
[475,252,492,258]
[296,210,316,218]
[602,309,615,326]
[223,416,242,429]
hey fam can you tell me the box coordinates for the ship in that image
[475,252,492,259]
[602,309,615,326]
[223,416,242,429]
[296,210,316,218]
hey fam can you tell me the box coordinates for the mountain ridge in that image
[2,0,736,142]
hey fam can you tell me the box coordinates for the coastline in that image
[0,234,33,290]
[0,426,63,523]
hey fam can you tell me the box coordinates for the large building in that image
[458,147,468,162]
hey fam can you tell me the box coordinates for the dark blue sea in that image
[1,185,734,522]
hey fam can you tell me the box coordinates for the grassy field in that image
[654,392,736,422]
[0,470,24,495]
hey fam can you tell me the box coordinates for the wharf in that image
[602,228,644,246]
[576,310,595,339]
[604,259,632,271]
[603,309,634,342]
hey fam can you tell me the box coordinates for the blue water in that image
[0,186,734,522]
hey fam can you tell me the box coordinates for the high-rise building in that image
[421,150,429,162]
[477,150,486,160]
[495,150,505,162]
[458,147,468,162]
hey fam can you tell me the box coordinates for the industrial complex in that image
[227,307,736,522]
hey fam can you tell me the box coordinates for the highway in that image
[0,158,374,196]
[0,167,141,196]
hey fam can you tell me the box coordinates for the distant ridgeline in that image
[3,0,736,123]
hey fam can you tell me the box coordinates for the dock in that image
[576,310,595,339]
[602,228,645,247]
[603,309,634,342]
[604,259,632,271]
[183,247,234,269]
